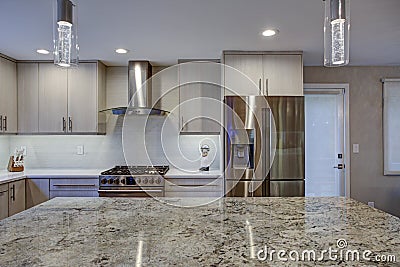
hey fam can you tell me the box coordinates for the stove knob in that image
[114,178,120,184]
[136,178,141,184]
[100,178,107,184]
[148,178,154,184]
[108,178,114,184]
[142,178,148,184]
[121,178,126,185]
[155,177,162,184]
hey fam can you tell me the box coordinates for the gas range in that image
[99,165,169,197]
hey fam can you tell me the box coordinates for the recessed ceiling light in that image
[36,49,50,55]
[262,29,279,37]
[115,48,129,54]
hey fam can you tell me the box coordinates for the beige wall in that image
[304,66,400,217]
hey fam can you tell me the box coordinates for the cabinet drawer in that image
[165,178,223,192]
[50,178,99,191]
[165,178,223,186]
[165,191,224,198]
[50,190,99,198]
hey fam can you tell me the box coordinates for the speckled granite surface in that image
[0,197,399,266]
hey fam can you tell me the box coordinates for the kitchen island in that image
[0,197,399,266]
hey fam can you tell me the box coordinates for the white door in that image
[304,89,345,196]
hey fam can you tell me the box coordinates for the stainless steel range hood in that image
[101,61,169,116]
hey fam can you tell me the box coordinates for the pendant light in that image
[323,0,350,67]
[54,0,79,68]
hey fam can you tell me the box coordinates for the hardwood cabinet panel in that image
[0,184,8,220]
[8,179,25,216]
[38,63,68,133]
[178,62,222,133]
[17,63,39,133]
[25,179,50,209]
[0,57,18,133]
[68,63,98,133]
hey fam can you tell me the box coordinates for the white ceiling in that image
[0,0,399,66]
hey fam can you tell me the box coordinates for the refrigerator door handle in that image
[261,108,271,180]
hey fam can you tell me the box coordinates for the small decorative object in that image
[323,0,350,67]
[7,148,25,172]
[54,0,79,68]
[199,144,211,171]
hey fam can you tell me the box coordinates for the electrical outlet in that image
[368,201,375,208]
[353,144,359,154]
[77,145,84,155]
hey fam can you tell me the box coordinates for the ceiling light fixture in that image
[262,29,278,37]
[54,0,78,68]
[323,0,350,67]
[115,48,129,54]
[36,49,50,55]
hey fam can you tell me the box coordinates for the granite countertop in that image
[165,168,223,178]
[0,197,399,266]
[0,169,103,185]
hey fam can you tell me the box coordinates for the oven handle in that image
[53,184,97,187]
[98,189,163,193]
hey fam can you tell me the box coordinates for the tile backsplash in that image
[0,136,10,168]
[5,116,220,171]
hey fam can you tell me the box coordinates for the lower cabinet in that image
[26,179,50,209]
[164,178,224,197]
[49,178,99,198]
[0,184,9,220]
[1,177,100,221]
[8,179,26,216]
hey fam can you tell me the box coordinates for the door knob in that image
[333,164,345,169]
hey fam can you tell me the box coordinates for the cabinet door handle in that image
[168,184,219,187]
[258,78,262,95]
[181,116,184,131]
[265,79,269,96]
[68,117,72,132]
[3,116,6,132]
[62,117,66,132]
[98,189,163,193]
[0,115,2,131]
[10,184,15,201]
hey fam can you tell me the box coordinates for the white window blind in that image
[383,79,400,175]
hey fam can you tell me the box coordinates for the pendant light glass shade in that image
[323,0,350,67]
[54,0,79,68]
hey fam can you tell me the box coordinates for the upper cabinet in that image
[151,66,179,114]
[18,62,106,134]
[68,63,106,133]
[178,61,222,134]
[223,52,303,96]
[17,63,39,133]
[0,56,17,133]
[38,63,68,133]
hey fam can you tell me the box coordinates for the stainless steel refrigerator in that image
[224,96,305,197]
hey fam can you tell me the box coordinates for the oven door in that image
[98,187,164,197]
